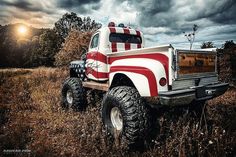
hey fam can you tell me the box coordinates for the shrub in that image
[54,31,92,66]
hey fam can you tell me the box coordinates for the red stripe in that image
[109,27,116,33]
[136,31,141,48]
[87,51,107,63]
[136,30,141,36]
[137,44,141,48]
[86,52,96,59]
[86,67,108,78]
[108,53,169,84]
[111,42,117,52]
[86,51,109,79]
[109,28,117,52]
[125,43,131,50]
[124,28,131,50]
[110,66,158,96]
[123,28,130,34]
[87,51,169,84]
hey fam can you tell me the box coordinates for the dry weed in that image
[0,68,235,157]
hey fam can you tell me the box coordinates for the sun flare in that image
[18,25,27,35]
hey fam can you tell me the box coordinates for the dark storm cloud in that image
[124,0,236,47]
[57,0,101,13]
[127,0,173,27]
[185,0,236,24]
[129,0,171,13]
[210,2,236,24]
[0,0,53,14]
[128,0,236,34]
[58,0,100,8]
[1,0,32,10]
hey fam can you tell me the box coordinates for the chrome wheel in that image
[110,107,123,131]
[66,90,73,105]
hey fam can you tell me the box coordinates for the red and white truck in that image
[61,22,228,147]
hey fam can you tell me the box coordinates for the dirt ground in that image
[0,68,235,157]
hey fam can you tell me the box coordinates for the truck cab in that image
[86,24,144,81]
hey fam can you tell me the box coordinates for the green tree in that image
[22,29,61,67]
[22,35,40,67]
[54,12,82,39]
[222,40,236,49]
[0,24,62,68]
[81,17,101,32]
[54,12,101,40]
[201,41,215,49]
[36,29,61,66]
[53,13,101,66]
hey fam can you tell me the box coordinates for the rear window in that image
[109,33,142,44]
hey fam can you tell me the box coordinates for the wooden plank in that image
[82,81,109,91]
[178,52,216,75]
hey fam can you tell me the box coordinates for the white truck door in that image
[86,32,100,80]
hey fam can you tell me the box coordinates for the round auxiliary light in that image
[108,22,115,27]
[159,77,167,86]
[118,23,125,27]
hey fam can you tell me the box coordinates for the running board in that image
[82,81,109,91]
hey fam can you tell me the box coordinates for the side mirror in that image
[81,53,86,61]
[81,47,87,54]
[80,47,87,61]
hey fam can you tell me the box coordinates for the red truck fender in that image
[109,58,168,97]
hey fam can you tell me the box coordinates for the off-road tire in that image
[61,77,87,111]
[101,86,150,148]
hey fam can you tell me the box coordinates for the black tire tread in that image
[102,86,149,147]
[61,77,87,111]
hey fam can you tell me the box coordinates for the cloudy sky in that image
[0,0,235,48]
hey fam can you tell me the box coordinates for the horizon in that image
[1,22,233,49]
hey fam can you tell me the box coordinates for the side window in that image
[90,33,99,49]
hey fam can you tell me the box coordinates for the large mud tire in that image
[61,77,87,111]
[101,86,150,148]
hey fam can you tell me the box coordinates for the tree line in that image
[0,12,101,68]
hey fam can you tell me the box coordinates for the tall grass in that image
[0,68,235,156]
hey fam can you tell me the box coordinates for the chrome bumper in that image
[159,82,229,106]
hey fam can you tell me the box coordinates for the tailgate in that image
[176,49,217,79]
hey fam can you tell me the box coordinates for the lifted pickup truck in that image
[61,22,228,147]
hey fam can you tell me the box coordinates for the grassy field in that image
[0,68,235,157]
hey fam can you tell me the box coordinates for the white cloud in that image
[142,27,171,35]
[88,0,138,26]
